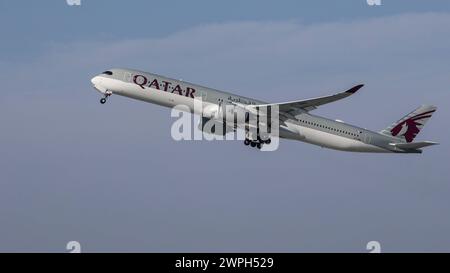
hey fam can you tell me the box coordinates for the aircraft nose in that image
[91,76,100,86]
[91,76,107,93]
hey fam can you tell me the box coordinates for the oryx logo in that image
[390,110,435,142]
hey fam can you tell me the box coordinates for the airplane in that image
[91,68,438,153]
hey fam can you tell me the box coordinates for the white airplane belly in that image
[285,123,389,153]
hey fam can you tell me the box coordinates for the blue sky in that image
[2,0,450,61]
[1,1,450,252]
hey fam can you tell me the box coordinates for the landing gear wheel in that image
[250,142,256,147]
[265,138,271,144]
[100,91,112,104]
[244,139,250,146]
[256,143,262,149]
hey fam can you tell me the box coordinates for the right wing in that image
[247,84,364,115]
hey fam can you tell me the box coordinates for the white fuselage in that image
[91,69,397,153]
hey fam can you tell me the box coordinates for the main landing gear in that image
[100,92,112,104]
[244,137,271,150]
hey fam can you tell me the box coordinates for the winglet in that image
[345,84,364,94]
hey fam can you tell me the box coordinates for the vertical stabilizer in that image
[380,105,437,143]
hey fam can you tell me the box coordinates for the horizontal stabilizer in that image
[389,141,439,150]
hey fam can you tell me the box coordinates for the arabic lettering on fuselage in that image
[227,96,255,105]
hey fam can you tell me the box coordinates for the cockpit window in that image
[102,71,113,75]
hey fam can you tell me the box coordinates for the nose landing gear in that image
[99,92,112,104]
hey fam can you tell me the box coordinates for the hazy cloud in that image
[1,12,449,252]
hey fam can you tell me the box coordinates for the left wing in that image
[247,84,364,115]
